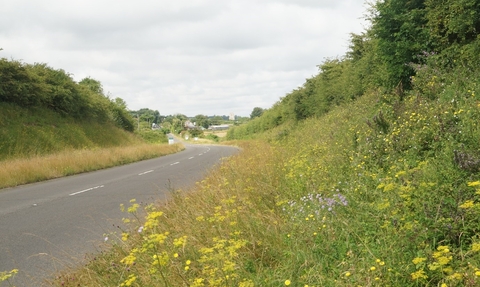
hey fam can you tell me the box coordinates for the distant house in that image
[209,124,230,131]
[184,120,196,129]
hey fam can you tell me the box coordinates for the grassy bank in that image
[0,143,184,189]
[47,83,480,286]
[0,102,140,161]
[0,102,178,189]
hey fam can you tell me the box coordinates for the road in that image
[0,143,238,286]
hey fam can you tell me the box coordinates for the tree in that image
[110,98,135,132]
[114,97,128,110]
[371,0,430,91]
[425,0,480,63]
[250,107,265,119]
[193,114,211,129]
[163,114,187,133]
[79,77,104,96]
[210,115,223,125]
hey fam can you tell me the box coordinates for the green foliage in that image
[131,108,161,126]
[135,130,168,144]
[0,59,134,131]
[228,1,480,141]
[193,114,211,129]
[227,56,370,139]
[250,107,264,119]
[79,77,104,95]
[188,128,204,138]
[110,100,135,132]
[0,102,141,161]
[426,0,480,51]
[210,115,224,125]
[163,114,188,134]
[205,134,219,142]
[371,0,430,91]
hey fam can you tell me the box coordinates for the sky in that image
[0,0,368,117]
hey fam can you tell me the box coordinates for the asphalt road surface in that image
[0,143,238,286]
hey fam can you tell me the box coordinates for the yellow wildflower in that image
[0,269,18,282]
[411,270,428,280]
[448,273,462,280]
[120,274,137,287]
[460,200,475,209]
[471,242,480,252]
[121,253,136,265]
[412,257,427,265]
[285,279,291,286]
[467,181,480,187]
[437,256,452,266]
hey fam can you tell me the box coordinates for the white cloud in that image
[0,0,367,117]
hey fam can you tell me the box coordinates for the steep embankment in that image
[0,102,182,189]
[0,102,141,161]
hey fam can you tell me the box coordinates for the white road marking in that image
[188,157,194,159]
[138,170,154,175]
[199,154,203,156]
[69,185,104,196]
[171,162,180,165]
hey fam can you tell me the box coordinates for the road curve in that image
[0,143,238,287]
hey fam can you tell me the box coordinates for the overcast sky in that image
[1,0,368,117]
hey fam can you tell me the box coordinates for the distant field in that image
[204,130,228,138]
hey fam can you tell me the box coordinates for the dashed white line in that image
[138,170,154,175]
[171,162,180,165]
[188,157,194,160]
[69,185,104,196]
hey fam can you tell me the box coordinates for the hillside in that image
[0,102,141,161]
[0,58,180,189]
[0,101,185,189]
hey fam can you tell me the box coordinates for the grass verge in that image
[0,143,184,189]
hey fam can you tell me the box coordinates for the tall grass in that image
[50,77,480,286]
[0,102,142,161]
[0,101,179,189]
[0,143,184,189]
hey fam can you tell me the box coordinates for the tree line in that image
[227,0,480,139]
[0,59,135,132]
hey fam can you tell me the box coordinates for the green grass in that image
[0,102,141,160]
[47,81,480,287]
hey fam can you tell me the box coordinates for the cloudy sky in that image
[1,0,368,117]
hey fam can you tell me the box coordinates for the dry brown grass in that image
[0,143,184,189]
